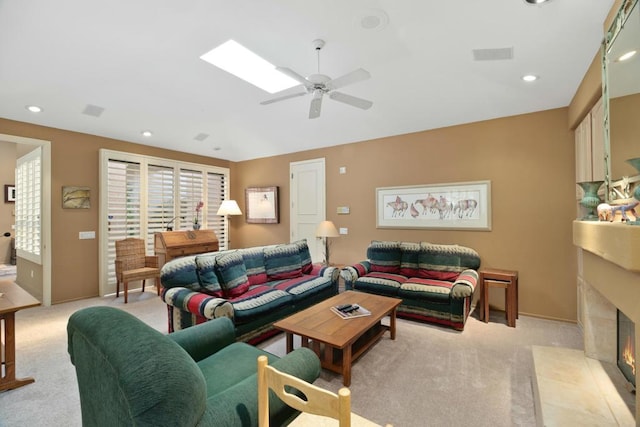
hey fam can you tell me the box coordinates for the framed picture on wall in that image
[4,185,15,203]
[376,180,491,230]
[245,186,279,224]
[62,186,91,209]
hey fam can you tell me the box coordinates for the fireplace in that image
[618,309,636,390]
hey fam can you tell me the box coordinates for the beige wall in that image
[0,117,231,303]
[235,108,578,322]
[0,142,16,264]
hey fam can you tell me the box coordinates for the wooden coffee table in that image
[273,291,401,386]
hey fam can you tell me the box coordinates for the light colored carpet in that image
[0,284,583,427]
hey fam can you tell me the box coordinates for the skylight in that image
[200,40,300,94]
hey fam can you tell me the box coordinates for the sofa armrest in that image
[162,287,235,320]
[270,346,321,383]
[167,316,235,362]
[451,269,479,298]
[340,261,371,290]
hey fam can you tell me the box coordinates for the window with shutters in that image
[100,150,230,294]
[15,148,42,264]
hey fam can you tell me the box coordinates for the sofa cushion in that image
[367,241,402,274]
[215,252,251,298]
[265,244,303,280]
[399,278,454,302]
[293,239,313,274]
[194,254,224,297]
[399,242,421,277]
[273,275,335,301]
[241,247,268,286]
[228,286,295,324]
[353,272,405,297]
[418,242,480,281]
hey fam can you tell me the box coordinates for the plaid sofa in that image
[341,241,480,331]
[160,239,339,343]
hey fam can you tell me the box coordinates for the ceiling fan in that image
[260,39,373,119]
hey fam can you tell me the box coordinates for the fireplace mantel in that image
[573,221,640,273]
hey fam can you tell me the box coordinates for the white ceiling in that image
[0,0,615,162]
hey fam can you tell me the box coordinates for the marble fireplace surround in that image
[573,221,640,423]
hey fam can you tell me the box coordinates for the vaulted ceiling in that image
[0,0,614,161]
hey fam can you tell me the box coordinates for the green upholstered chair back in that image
[67,306,207,427]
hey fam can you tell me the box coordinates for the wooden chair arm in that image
[145,255,159,268]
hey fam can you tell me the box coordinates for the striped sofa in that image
[341,241,480,331]
[160,239,339,343]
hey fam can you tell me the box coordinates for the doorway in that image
[0,134,51,306]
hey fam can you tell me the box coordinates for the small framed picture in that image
[245,186,279,224]
[4,185,15,203]
[62,186,91,209]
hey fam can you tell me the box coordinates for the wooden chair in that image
[257,355,351,427]
[114,238,160,303]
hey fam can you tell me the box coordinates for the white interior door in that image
[290,158,325,263]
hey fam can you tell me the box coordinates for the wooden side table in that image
[479,268,518,328]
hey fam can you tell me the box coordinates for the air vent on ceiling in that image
[472,47,514,61]
[194,133,209,142]
[82,104,105,117]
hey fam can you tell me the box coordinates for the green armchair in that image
[67,306,320,426]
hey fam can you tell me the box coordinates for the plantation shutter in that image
[15,148,42,264]
[207,171,227,250]
[178,168,204,230]
[146,164,175,251]
[106,159,141,285]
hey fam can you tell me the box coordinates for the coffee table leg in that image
[390,308,397,340]
[0,312,35,392]
[285,332,293,353]
[342,345,352,387]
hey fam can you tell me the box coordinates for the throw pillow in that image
[293,238,313,274]
[194,254,224,297]
[214,251,251,298]
[265,243,303,280]
[367,240,401,274]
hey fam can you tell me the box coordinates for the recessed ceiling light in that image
[200,40,299,94]
[213,147,222,151]
[354,9,389,31]
[522,74,538,82]
[524,0,550,4]
[617,50,637,62]
[26,105,42,113]
[141,130,153,137]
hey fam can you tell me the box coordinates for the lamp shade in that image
[217,200,242,216]
[315,220,339,237]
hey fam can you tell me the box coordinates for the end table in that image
[479,268,518,328]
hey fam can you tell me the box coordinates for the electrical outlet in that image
[339,166,347,174]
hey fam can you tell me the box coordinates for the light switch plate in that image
[339,166,347,174]
[79,231,96,240]
[339,228,348,235]
[336,206,350,214]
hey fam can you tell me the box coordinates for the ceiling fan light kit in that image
[260,39,373,119]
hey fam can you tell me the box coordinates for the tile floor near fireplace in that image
[533,346,635,426]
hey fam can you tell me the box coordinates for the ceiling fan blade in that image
[276,67,309,86]
[309,90,323,119]
[260,90,307,105]
[325,68,370,91]
[328,91,373,110]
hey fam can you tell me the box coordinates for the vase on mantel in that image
[577,181,604,221]
[192,223,201,231]
[627,158,640,225]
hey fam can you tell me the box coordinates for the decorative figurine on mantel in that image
[597,201,639,222]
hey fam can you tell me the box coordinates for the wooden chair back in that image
[257,355,351,427]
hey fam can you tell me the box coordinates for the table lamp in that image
[216,200,242,217]
[316,220,339,266]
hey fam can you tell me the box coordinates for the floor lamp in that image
[217,200,242,248]
[316,220,339,266]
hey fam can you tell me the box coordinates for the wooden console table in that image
[0,282,40,391]
[154,230,219,268]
